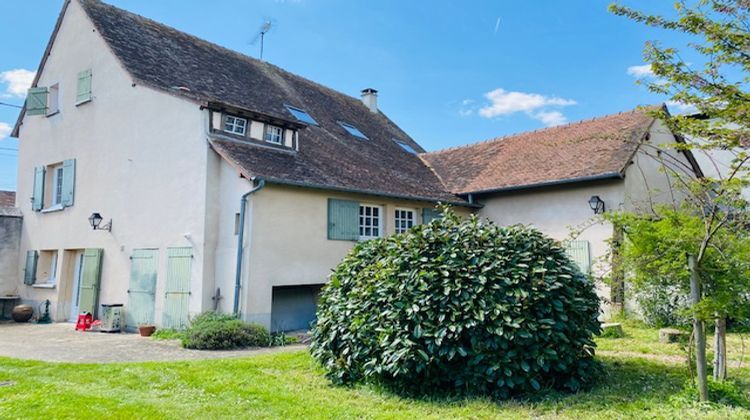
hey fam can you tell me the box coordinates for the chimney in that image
[361,88,378,113]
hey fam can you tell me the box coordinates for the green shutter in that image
[564,240,591,275]
[76,69,92,104]
[126,249,159,329]
[23,250,38,285]
[422,207,442,224]
[79,248,103,318]
[163,247,192,329]
[61,159,75,207]
[328,199,359,241]
[26,87,48,116]
[32,166,45,211]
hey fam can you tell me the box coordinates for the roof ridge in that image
[422,104,661,156]
[80,0,367,109]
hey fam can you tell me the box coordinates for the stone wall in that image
[0,208,22,295]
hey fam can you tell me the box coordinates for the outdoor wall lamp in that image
[588,195,605,215]
[88,212,112,231]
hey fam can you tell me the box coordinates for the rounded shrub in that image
[182,312,271,350]
[311,210,601,397]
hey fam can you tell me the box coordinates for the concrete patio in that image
[0,322,305,363]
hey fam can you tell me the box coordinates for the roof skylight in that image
[338,121,368,140]
[285,105,318,125]
[394,139,418,154]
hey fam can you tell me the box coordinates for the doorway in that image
[68,251,84,322]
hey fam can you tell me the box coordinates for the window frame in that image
[358,204,383,240]
[338,121,369,140]
[285,104,318,126]
[51,164,64,207]
[47,83,60,116]
[394,139,418,155]
[223,115,247,136]
[264,124,284,145]
[394,208,416,234]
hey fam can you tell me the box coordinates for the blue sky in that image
[0,0,694,191]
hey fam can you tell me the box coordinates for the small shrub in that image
[182,312,270,350]
[151,328,185,341]
[670,379,750,408]
[634,283,691,328]
[311,209,601,398]
[599,326,625,339]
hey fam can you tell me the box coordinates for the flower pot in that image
[11,305,33,323]
[138,325,156,337]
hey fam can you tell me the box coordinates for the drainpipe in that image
[233,178,266,316]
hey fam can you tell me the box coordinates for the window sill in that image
[75,98,92,107]
[46,110,60,118]
[31,283,56,289]
[41,205,64,213]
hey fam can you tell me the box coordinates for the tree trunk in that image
[688,254,709,402]
[713,317,727,381]
[610,225,625,315]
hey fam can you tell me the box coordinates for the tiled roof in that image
[0,190,15,207]
[421,109,657,194]
[77,0,466,205]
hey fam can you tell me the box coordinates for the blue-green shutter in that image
[23,250,38,285]
[79,249,103,317]
[126,249,159,328]
[32,166,45,211]
[163,247,192,329]
[26,87,48,116]
[76,69,92,104]
[564,240,591,275]
[422,207,442,224]
[328,199,359,240]
[61,159,75,207]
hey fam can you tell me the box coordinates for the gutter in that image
[461,172,624,196]
[233,178,266,316]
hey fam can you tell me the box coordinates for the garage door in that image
[271,285,323,332]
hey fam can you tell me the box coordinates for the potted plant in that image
[138,324,156,337]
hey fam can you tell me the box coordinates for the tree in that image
[610,0,750,402]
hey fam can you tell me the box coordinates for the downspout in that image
[233,178,266,316]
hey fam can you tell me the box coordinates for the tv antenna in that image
[250,19,275,61]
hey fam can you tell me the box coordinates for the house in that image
[12,0,702,330]
[422,109,704,314]
[12,0,473,331]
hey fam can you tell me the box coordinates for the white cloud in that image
[627,64,655,78]
[458,99,475,117]
[0,122,11,141]
[0,69,36,98]
[477,88,576,126]
[666,100,698,115]
[531,110,567,126]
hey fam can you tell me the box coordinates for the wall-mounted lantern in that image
[88,212,112,232]
[588,195,605,215]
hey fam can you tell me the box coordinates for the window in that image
[394,209,415,234]
[224,115,247,135]
[264,124,284,144]
[338,121,368,140]
[285,105,318,125]
[35,250,58,286]
[359,205,382,239]
[234,213,240,235]
[394,139,418,155]
[47,83,60,116]
[51,165,64,206]
[75,69,92,105]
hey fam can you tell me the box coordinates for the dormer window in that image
[224,115,247,135]
[338,121,368,140]
[264,124,284,145]
[285,105,318,125]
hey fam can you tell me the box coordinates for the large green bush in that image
[311,210,601,398]
[182,312,271,350]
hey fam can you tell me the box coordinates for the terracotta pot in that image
[11,305,33,323]
[138,325,156,337]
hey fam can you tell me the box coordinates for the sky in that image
[0,0,698,192]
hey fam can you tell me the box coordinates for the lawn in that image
[1,323,750,419]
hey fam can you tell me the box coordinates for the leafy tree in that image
[610,0,750,401]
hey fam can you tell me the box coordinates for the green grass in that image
[2,324,750,419]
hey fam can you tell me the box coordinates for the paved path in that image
[0,322,306,363]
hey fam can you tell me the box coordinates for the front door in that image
[68,251,84,322]
[162,247,192,329]
[126,249,159,329]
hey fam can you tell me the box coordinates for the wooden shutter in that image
[32,166,45,211]
[26,87,48,116]
[126,249,159,328]
[564,240,591,275]
[23,250,38,285]
[163,247,192,329]
[79,248,103,317]
[76,69,92,104]
[327,199,359,241]
[61,159,75,207]
[422,207,442,224]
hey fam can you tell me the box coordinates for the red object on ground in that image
[75,312,93,331]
